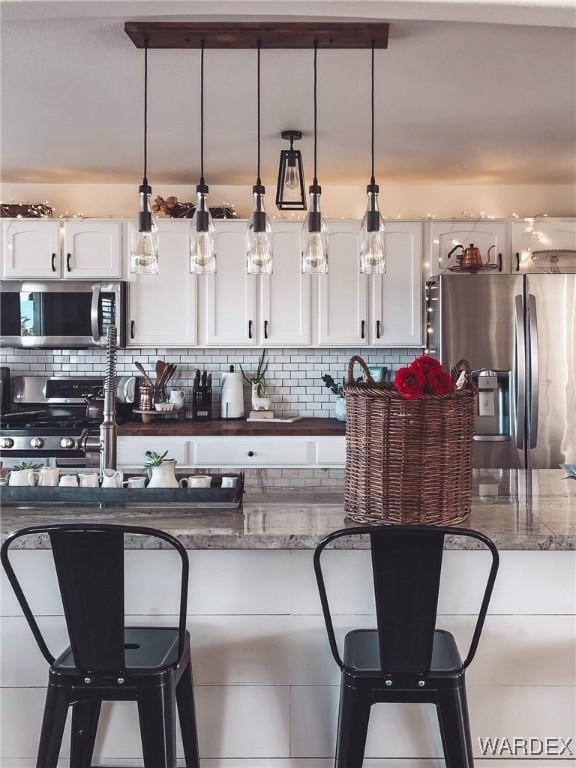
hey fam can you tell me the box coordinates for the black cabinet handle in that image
[361,320,366,339]
[248,450,255,457]
[497,253,503,272]
[515,252,520,272]
[264,320,269,339]
[51,253,56,272]
[376,320,381,339]
[66,253,71,272]
[248,320,253,339]
[130,320,135,339]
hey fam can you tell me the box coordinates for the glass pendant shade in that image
[190,183,216,274]
[360,183,386,274]
[130,182,159,275]
[276,130,306,210]
[246,184,273,274]
[301,183,328,274]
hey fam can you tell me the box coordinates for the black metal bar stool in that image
[314,525,499,768]
[1,523,200,768]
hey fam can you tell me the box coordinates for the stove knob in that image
[60,438,75,449]
[30,437,45,449]
[0,437,14,449]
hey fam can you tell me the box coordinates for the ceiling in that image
[1,1,575,186]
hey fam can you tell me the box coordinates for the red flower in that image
[426,366,454,396]
[411,354,441,375]
[394,366,426,399]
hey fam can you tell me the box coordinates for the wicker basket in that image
[344,356,476,526]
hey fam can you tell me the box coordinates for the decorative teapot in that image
[447,243,495,270]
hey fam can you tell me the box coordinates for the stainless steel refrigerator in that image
[427,273,576,468]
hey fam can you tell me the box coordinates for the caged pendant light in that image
[360,42,386,274]
[301,42,328,274]
[190,42,216,274]
[130,42,159,275]
[276,130,306,210]
[246,43,273,275]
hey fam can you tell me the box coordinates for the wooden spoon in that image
[135,361,154,389]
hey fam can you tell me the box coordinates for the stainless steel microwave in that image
[0,281,126,348]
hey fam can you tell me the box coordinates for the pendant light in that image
[246,43,273,275]
[276,130,306,210]
[190,42,216,274]
[302,42,328,274]
[360,43,386,274]
[130,42,159,275]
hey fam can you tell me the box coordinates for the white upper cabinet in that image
[127,220,197,347]
[2,220,62,278]
[260,226,310,346]
[371,222,423,346]
[512,218,576,273]
[428,220,509,274]
[62,220,122,278]
[203,222,257,346]
[317,221,368,346]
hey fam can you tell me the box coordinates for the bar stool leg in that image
[35,684,68,768]
[138,678,177,768]
[334,681,371,768]
[70,699,101,768]
[436,682,475,768]
[176,661,201,767]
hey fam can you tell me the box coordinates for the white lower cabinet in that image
[117,435,346,469]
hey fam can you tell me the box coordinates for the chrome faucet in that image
[79,325,118,475]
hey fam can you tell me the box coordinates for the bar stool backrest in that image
[314,525,499,676]
[1,524,189,672]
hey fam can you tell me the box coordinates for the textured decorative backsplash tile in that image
[0,347,421,418]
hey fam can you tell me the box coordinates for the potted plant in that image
[241,350,271,411]
[322,374,346,421]
[9,462,42,487]
[143,450,179,488]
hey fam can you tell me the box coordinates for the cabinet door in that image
[317,222,368,346]
[128,221,196,347]
[2,220,61,278]
[429,221,509,274]
[63,220,122,278]
[371,222,423,346]
[512,218,576,273]
[203,223,257,346]
[260,225,310,346]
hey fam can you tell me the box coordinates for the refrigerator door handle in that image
[527,293,539,449]
[514,294,526,450]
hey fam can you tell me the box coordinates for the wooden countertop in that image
[118,417,346,437]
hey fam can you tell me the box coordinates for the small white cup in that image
[125,476,147,489]
[221,476,238,488]
[101,469,124,488]
[38,467,60,487]
[180,475,212,489]
[9,468,39,487]
[59,474,79,488]
[78,473,99,488]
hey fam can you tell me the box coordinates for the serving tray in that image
[0,473,244,509]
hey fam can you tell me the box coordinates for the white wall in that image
[2,182,575,220]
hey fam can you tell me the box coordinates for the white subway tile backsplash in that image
[0,346,420,418]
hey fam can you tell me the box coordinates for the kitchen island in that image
[2,469,575,765]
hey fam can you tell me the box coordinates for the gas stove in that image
[0,376,131,465]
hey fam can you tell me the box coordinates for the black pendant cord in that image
[370,41,375,185]
[143,42,149,184]
[256,42,262,186]
[313,41,318,186]
[200,41,205,185]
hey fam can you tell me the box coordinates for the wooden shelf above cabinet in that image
[124,21,389,50]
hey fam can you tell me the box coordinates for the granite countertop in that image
[2,470,575,551]
[118,417,346,437]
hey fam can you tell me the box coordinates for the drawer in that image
[315,438,346,466]
[117,437,189,467]
[193,439,312,467]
